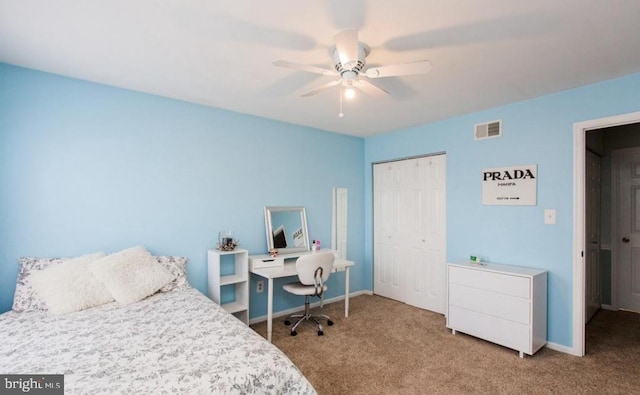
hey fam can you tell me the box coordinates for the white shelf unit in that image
[207,249,249,325]
[446,261,547,358]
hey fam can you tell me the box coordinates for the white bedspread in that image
[0,287,316,394]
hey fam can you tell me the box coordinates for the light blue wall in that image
[0,63,365,316]
[364,72,640,348]
[4,60,640,349]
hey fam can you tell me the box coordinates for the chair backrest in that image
[295,252,335,286]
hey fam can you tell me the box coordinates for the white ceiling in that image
[2,1,640,138]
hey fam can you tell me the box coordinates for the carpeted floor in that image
[250,294,640,394]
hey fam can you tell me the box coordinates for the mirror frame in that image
[264,206,310,254]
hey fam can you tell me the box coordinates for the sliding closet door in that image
[373,154,447,314]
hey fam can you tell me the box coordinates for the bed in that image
[0,248,316,394]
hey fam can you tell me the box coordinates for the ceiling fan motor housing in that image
[331,42,370,75]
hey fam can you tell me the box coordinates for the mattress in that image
[0,287,316,394]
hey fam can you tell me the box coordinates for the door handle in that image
[622,237,630,243]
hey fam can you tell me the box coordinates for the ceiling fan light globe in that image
[344,88,356,99]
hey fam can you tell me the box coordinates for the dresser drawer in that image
[449,283,531,325]
[449,265,531,299]
[448,306,531,353]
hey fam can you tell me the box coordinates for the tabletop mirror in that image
[264,206,310,254]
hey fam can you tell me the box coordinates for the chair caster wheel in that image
[327,320,334,326]
[318,330,324,336]
[290,330,297,336]
[284,320,291,326]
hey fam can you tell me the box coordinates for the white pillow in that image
[13,256,67,312]
[89,246,176,305]
[156,256,189,292]
[29,252,113,315]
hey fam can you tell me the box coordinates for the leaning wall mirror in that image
[264,206,310,254]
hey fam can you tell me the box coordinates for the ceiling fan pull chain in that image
[338,86,344,118]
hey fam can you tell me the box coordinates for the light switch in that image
[544,209,556,225]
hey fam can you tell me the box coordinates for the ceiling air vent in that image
[474,120,502,140]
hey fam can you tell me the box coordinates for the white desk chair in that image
[282,252,335,336]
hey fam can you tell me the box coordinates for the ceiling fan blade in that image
[365,60,433,78]
[354,79,389,97]
[300,79,342,97]
[334,28,359,69]
[273,60,338,76]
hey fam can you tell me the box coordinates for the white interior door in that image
[614,148,640,312]
[403,155,447,313]
[373,154,447,314]
[585,150,601,323]
[373,161,405,301]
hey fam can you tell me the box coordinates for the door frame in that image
[572,110,640,357]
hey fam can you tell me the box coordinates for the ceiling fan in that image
[273,28,432,104]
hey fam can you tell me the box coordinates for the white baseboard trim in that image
[545,341,579,356]
[249,290,373,325]
[601,304,615,311]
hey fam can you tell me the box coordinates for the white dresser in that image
[446,261,547,358]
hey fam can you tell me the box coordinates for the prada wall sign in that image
[482,164,537,206]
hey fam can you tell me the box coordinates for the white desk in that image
[249,249,354,342]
